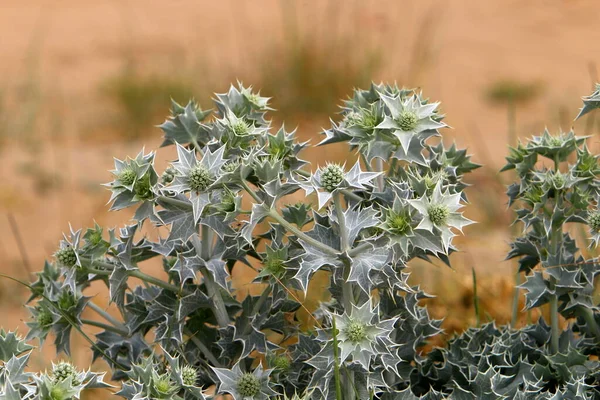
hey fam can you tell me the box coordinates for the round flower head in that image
[161,166,176,185]
[376,93,445,153]
[589,211,600,232]
[167,144,228,223]
[320,163,344,192]
[397,110,419,131]
[55,246,78,268]
[188,165,212,192]
[52,362,81,386]
[428,204,450,226]
[384,210,412,236]
[118,168,137,186]
[344,107,379,131]
[272,355,291,371]
[229,119,251,136]
[329,301,397,369]
[588,210,600,247]
[238,373,260,397]
[408,182,473,252]
[181,365,198,386]
[212,361,276,400]
[36,307,54,327]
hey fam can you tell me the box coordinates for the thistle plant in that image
[3,81,600,399]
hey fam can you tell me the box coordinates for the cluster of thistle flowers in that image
[504,125,600,336]
[17,82,481,399]
[0,330,110,400]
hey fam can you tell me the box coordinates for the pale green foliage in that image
[5,81,600,400]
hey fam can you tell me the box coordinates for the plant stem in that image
[348,242,372,258]
[267,209,338,256]
[251,285,272,316]
[184,328,222,367]
[239,179,335,254]
[375,158,384,191]
[129,270,181,293]
[580,306,600,340]
[549,277,559,353]
[511,271,521,328]
[81,318,129,336]
[81,257,182,294]
[334,193,349,252]
[88,301,127,332]
[191,234,230,328]
[157,195,193,210]
[331,315,343,400]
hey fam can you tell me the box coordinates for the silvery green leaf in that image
[241,203,270,245]
[0,330,33,362]
[519,272,551,309]
[294,223,342,292]
[2,352,32,386]
[342,205,380,245]
[170,249,197,284]
[282,203,313,228]
[575,84,600,120]
[201,214,236,239]
[0,382,22,400]
[158,201,196,243]
[190,191,211,224]
[318,122,352,146]
[109,264,129,309]
[348,247,390,293]
[178,289,212,320]
[159,100,211,147]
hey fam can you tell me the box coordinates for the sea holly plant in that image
[2,82,600,399]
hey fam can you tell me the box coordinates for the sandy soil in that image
[1,0,599,373]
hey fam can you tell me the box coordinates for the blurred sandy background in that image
[1,0,600,379]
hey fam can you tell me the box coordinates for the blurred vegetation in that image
[259,42,380,121]
[485,78,543,106]
[103,72,197,140]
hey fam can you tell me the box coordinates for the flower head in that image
[301,161,381,208]
[330,301,397,369]
[376,93,445,153]
[588,210,600,247]
[408,182,473,252]
[165,143,228,222]
[181,365,198,387]
[52,362,81,386]
[212,361,276,400]
[55,247,78,269]
[54,226,82,270]
[188,165,213,192]
[319,163,345,192]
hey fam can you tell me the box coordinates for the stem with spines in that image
[191,232,230,328]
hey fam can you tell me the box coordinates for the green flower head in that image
[428,204,450,226]
[238,373,260,397]
[181,365,198,386]
[385,210,412,236]
[588,211,600,233]
[408,182,473,252]
[319,163,345,192]
[212,361,276,400]
[397,110,419,131]
[52,362,81,386]
[36,307,54,327]
[55,246,78,268]
[329,301,397,370]
[188,165,212,192]
[118,168,137,186]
